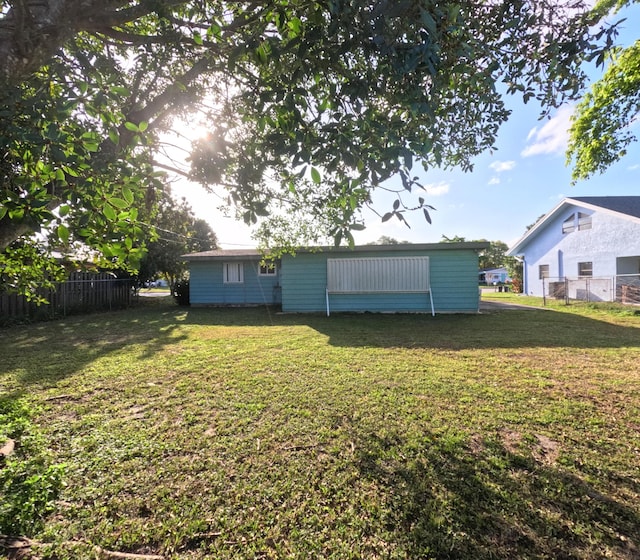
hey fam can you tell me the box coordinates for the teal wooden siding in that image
[281,248,480,313]
[189,260,281,306]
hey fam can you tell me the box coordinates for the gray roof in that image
[570,196,640,219]
[183,242,490,260]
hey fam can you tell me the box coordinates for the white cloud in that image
[424,181,450,196]
[628,164,640,171]
[521,106,574,157]
[489,160,516,173]
[488,177,501,185]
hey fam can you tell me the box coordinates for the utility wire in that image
[140,222,254,248]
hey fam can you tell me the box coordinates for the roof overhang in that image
[183,242,490,261]
[507,196,640,257]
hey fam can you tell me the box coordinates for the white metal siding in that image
[327,257,430,293]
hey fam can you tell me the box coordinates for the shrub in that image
[0,398,66,535]
[173,280,190,306]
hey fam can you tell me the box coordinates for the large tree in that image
[137,186,218,290]
[0,0,619,296]
[567,0,640,182]
[441,235,509,270]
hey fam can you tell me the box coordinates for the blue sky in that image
[172,4,640,250]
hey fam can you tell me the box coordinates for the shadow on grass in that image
[179,305,640,350]
[0,300,188,388]
[2,301,639,390]
[349,425,640,559]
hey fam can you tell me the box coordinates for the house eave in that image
[507,196,640,257]
[183,242,490,261]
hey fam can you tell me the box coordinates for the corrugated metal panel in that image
[327,257,430,293]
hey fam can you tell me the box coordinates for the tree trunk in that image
[0,0,144,85]
[0,219,37,252]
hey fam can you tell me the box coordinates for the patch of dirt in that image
[532,434,560,465]
[499,428,523,455]
[0,438,15,458]
[0,536,32,560]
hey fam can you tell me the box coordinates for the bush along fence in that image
[542,274,640,305]
[0,272,136,323]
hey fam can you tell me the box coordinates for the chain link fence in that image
[542,275,640,305]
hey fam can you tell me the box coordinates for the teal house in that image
[183,242,488,314]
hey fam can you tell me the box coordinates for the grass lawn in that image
[1,297,639,559]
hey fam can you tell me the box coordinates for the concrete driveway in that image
[479,299,546,312]
[139,290,172,298]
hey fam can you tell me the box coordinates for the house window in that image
[223,262,244,283]
[562,214,575,233]
[578,262,593,277]
[539,264,550,279]
[577,212,592,230]
[258,262,277,276]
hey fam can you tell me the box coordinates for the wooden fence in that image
[0,272,136,322]
[617,274,640,305]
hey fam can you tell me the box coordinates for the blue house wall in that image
[189,258,281,306]
[280,244,484,314]
[185,243,486,313]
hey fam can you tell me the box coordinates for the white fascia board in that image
[506,198,571,256]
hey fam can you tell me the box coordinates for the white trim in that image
[508,197,640,257]
[258,263,277,276]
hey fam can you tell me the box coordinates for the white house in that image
[480,267,510,285]
[507,196,640,302]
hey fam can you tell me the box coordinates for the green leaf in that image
[124,122,139,132]
[103,204,116,221]
[109,86,130,96]
[108,129,120,145]
[122,187,134,204]
[57,224,70,244]
[62,166,79,178]
[256,44,268,64]
[311,167,321,184]
[403,149,413,170]
[0,206,7,220]
[138,121,149,132]
[288,17,302,35]
[109,197,129,209]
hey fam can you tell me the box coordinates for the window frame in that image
[577,212,592,231]
[223,262,244,284]
[577,261,593,277]
[538,264,550,279]
[258,262,277,276]
[562,213,575,234]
